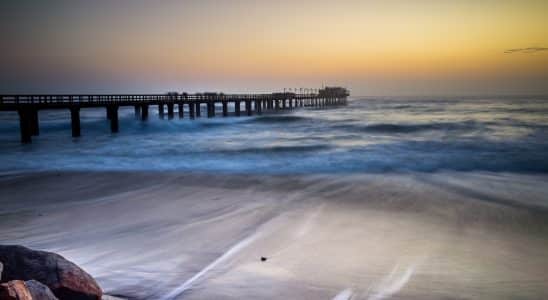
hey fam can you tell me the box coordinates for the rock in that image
[260,256,267,262]
[0,280,58,300]
[26,280,58,300]
[0,245,102,300]
[0,280,32,300]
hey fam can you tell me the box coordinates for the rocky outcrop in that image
[0,245,102,300]
[0,280,32,300]
[0,280,58,300]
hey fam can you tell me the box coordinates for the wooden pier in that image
[0,87,349,143]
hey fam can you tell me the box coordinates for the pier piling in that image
[222,101,228,117]
[235,101,241,116]
[256,100,262,114]
[189,102,195,119]
[158,103,165,119]
[108,105,119,133]
[167,103,174,119]
[207,102,214,118]
[141,104,149,120]
[195,103,201,117]
[178,103,184,119]
[70,107,81,137]
[18,109,32,143]
[134,105,141,119]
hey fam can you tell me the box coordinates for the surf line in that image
[160,230,262,300]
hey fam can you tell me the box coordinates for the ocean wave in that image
[333,120,484,134]
[244,115,311,124]
[206,144,331,155]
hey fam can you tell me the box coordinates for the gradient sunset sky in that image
[1,0,547,96]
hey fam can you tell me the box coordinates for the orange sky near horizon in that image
[1,0,547,95]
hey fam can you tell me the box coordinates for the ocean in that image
[1,96,548,173]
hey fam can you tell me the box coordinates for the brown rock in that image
[0,245,102,300]
[0,280,32,300]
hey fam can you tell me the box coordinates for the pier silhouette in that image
[0,87,349,143]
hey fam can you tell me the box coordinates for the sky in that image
[1,0,547,96]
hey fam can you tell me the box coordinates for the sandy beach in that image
[1,171,547,299]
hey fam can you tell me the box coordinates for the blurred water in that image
[1,96,548,173]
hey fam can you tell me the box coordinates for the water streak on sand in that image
[160,230,262,300]
[368,264,416,300]
[294,204,325,238]
[333,288,353,300]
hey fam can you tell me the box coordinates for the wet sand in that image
[1,171,548,299]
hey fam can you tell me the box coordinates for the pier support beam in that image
[18,109,32,143]
[108,105,119,133]
[195,103,201,117]
[178,103,184,119]
[207,102,214,118]
[235,101,241,116]
[222,101,228,117]
[275,100,279,110]
[158,103,165,119]
[256,100,262,115]
[245,100,252,116]
[282,99,287,109]
[70,107,81,137]
[189,103,195,119]
[141,104,149,120]
[134,105,141,119]
[167,103,174,119]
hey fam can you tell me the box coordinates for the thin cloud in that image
[504,47,548,54]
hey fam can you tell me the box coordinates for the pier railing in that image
[0,93,327,105]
